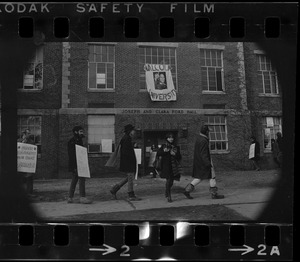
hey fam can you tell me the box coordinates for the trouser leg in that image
[69,172,78,198]
[79,177,86,197]
[166,178,174,202]
[110,176,128,200]
[127,173,134,193]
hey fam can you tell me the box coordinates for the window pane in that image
[88,45,94,61]
[216,69,223,91]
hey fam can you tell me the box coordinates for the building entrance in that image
[143,130,178,176]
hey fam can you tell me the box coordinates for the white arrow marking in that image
[229,245,254,255]
[89,244,117,255]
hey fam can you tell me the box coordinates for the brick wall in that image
[35,112,59,179]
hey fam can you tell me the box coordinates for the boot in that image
[183,184,194,199]
[209,187,224,199]
[110,184,121,200]
[128,191,142,201]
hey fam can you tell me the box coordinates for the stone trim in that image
[197,43,225,50]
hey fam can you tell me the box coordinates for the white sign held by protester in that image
[17,142,38,173]
[134,148,142,180]
[249,143,255,159]
[76,145,91,178]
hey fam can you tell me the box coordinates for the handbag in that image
[105,143,121,167]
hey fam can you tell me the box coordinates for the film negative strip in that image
[0,1,296,261]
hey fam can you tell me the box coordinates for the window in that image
[257,55,279,94]
[22,47,43,90]
[139,46,177,90]
[205,116,228,151]
[88,115,115,153]
[200,49,224,92]
[17,116,42,154]
[88,44,115,90]
[262,117,282,151]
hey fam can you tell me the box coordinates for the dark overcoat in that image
[67,136,83,172]
[119,134,136,173]
[157,143,181,179]
[192,134,212,179]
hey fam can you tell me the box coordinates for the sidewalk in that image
[30,170,279,221]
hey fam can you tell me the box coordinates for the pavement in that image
[31,173,277,221]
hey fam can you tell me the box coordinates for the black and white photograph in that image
[1,41,292,222]
[0,2,296,261]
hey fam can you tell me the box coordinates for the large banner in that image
[76,145,91,178]
[144,64,177,101]
[17,142,38,173]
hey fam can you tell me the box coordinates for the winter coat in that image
[157,143,181,179]
[119,133,137,173]
[192,134,212,180]
[68,136,83,172]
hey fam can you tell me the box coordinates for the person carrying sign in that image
[183,125,224,200]
[67,126,92,204]
[110,124,142,201]
[17,129,35,197]
[249,136,261,171]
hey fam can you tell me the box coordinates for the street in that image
[30,169,280,221]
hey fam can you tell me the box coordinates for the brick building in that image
[2,42,282,178]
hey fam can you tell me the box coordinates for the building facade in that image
[6,42,282,178]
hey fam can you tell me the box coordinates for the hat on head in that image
[124,124,135,133]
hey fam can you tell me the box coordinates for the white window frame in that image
[88,44,115,91]
[200,49,225,93]
[22,47,43,90]
[87,115,115,154]
[138,45,178,91]
[205,115,229,152]
[257,54,279,95]
[262,116,282,152]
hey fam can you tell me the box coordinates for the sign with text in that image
[145,64,177,101]
[76,145,91,178]
[249,144,255,159]
[17,142,37,173]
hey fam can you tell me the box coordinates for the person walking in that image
[271,138,280,168]
[183,125,224,199]
[276,132,283,167]
[67,126,92,204]
[110,124,141,201]
[250,136,261,171]
[17,129,35,197]
[157,133,182,203]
